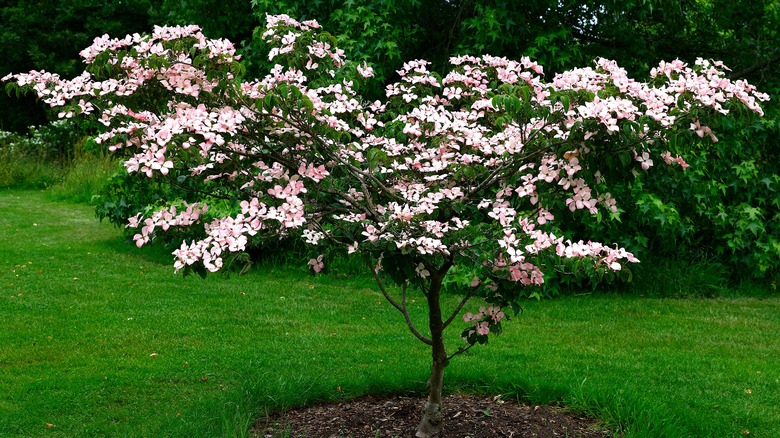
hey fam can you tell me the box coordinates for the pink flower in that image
[308,255,325,273]
[635,151,654,170]
[415,263,431,278]
[357,62,374,78]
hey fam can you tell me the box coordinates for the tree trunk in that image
[416,271,448,438]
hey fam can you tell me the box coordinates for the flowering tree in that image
[5,15,767,436]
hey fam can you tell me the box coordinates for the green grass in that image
[0,150,66,189]
[0,140,115,202]
[1,190,778,437]
[44,153,116,204]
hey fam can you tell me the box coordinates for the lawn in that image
[1,190,778,437]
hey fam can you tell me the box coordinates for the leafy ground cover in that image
[1,190,778,437]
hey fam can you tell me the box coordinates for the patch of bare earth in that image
[253,393,613,437]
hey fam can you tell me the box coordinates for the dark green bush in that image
[580,115,779,282]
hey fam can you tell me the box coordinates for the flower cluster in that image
[462,305,506,339]
[127,203,207,248]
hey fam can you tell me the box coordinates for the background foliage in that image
[2,0,778,283]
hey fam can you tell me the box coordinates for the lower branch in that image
[446,342,476,362]
[442,289,475,330]
[368,259,432,345]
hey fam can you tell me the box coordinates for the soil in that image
[252,393,613,437]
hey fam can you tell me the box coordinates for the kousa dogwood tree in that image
[5,15,767,437]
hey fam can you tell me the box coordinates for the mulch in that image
[252,393,613,437]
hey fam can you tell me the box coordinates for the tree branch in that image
[442,288,475,330]
[446,341,476,362]
[368,259,433,345]
[729,54,780,80]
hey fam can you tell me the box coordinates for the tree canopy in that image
[2,0,778,280]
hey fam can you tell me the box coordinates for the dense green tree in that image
[1,0,157,131]
[244,0,778,87]
[151,0,256,42]
[0,0,259,132]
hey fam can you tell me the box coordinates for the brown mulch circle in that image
[253,393,613,437]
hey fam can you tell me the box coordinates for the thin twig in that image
[446,342,476,362]
[368,259,432,346]
[442,288,476,330]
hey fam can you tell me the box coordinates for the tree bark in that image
[416,269,449,438]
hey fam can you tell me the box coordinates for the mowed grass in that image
[1,190,778,437]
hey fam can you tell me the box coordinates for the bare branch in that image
[729,54,780,80]
[368,259,433,346]
[446,341,476,362]
[442,289,475,330]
